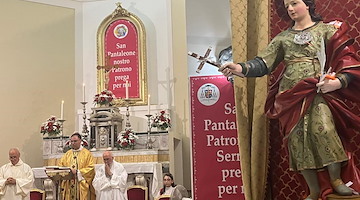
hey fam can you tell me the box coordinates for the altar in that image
[43,145,169,165]
[38,131,173,200]
[39,95,184,200]
[33,161,163,199]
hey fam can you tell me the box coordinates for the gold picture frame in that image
[97,3,148,106]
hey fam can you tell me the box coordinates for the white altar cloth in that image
[33,162,162,198]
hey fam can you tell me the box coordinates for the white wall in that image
[186,0,232,76]
[22,0,231,135]
[0,0,76,167]
[26,0,175,132]
[81,0,173,132]
[185,0,232,192]
[19,0,232,191]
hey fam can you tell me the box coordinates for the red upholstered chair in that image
[156,195,171,200]
[30,189,45,200]
[127,185,148,200]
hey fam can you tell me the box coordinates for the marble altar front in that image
[39,131,171,200]
[33,162,163,200]
[43,148,169,166]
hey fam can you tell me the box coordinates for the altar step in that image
[327,194,360,200]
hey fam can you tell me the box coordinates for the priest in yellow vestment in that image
[59,132,95,200]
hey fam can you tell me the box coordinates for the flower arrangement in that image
[94,90,115,106]
[117,128,138,149]
[151,110,171,130]
[40,116,61,137]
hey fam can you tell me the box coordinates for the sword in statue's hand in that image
[188,46,221,73]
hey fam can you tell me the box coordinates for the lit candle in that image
[125,80,129,99]
[148,94,150,115]
[82,83,85,102]
[60,100,64,119]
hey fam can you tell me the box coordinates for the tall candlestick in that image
[82,83,85,102]
[60,100,64,119]
[125,80,129,99]
[147,94,150,115]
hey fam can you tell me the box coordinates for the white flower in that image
[117,128,138,149]
[40,116,61,136]
[94,90,116,105]
[151,110,171,130]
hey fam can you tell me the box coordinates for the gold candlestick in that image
[124,99,133,128]
[80,101,89,142]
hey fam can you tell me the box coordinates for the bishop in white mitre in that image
[92,151,128,200]
[0,148,34,200]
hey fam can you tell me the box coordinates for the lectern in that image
[45,167,73,200]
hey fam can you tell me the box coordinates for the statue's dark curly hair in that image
[302,0,322,22]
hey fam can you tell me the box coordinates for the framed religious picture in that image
[97,3,148,106]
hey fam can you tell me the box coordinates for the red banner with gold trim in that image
[190,75,245,200]
[104,19,139,99]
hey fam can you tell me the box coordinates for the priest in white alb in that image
[0,148,34,200]
[92,151,128,200]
